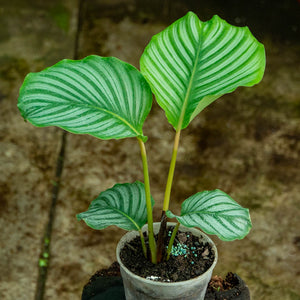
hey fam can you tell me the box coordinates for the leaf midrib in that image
[179,210,250,234]
[98,204,141,230]
[176,21,203,131]
[27,99,141,137]
[180,208,248,218]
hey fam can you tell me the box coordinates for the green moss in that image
[39,258,48,267]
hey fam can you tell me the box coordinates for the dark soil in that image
[120,227,215,282]
[208,273,238,292]
[205,273,250,300]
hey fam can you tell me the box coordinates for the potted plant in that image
[18,12,265,300]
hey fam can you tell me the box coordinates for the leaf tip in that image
[185,11,197,18]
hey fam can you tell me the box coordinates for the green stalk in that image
[163,129,181,211]
[166,222,180,261]
[162,48,198,211]
[156,129,181,262]
[159,48,198,261]
[138,138,157,264]
[139,229,147,259]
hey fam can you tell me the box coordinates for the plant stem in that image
[156,210,167,263]
[166,222,180,261]
[156,129,181,261]
[163,129,181,211]
[139,230,147,259]
[159,66,192,261]
[137,138,157,264]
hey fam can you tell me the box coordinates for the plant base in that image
[117,223,217,300]
[120,226,215,282]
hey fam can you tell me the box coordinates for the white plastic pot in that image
[116,222,218,300]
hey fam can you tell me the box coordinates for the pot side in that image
[116,223,218,300]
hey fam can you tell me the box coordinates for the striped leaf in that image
[166,189,252,241]
[77,182,154,231]
[18,55,152,142]
[140,12,266,130]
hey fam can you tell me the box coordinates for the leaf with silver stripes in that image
[18,55,152,142]
[77,182,154,231]
[166,189,252,241]
[140,12,265,130]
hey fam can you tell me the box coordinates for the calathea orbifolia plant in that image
[18,12,265,264]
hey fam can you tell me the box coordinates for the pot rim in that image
[116,222,218,286]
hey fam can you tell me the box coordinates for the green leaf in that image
[140,12,266,130]
[77,181,154,231]
[18,55,152,142]
[166,189,252,241]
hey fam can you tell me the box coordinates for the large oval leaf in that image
[18,55,152,141]
[77,182,154,231]
[166,189,252,241]
[140,12,266,130]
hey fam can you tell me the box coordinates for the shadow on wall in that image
[133,0,299,42]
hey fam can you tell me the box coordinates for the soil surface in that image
[208,273,238,292]
[120,228,215,282]
[205,273,250,299]
[0,1,299,300]
[205,272,250,300]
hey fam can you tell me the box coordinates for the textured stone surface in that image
[0,1,78,299]
[0,1,299,299]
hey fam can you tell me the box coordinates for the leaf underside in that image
[140,12,266,130]
[166,189,252,241]
[76,181,154,231]
[18,55,152,141]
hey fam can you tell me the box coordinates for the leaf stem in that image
[137,138,157,264]
[156,210,167,263]
[139,229,147,259]
[163,129,181,211]
[166,222,180,261]
[156,129,181,261]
